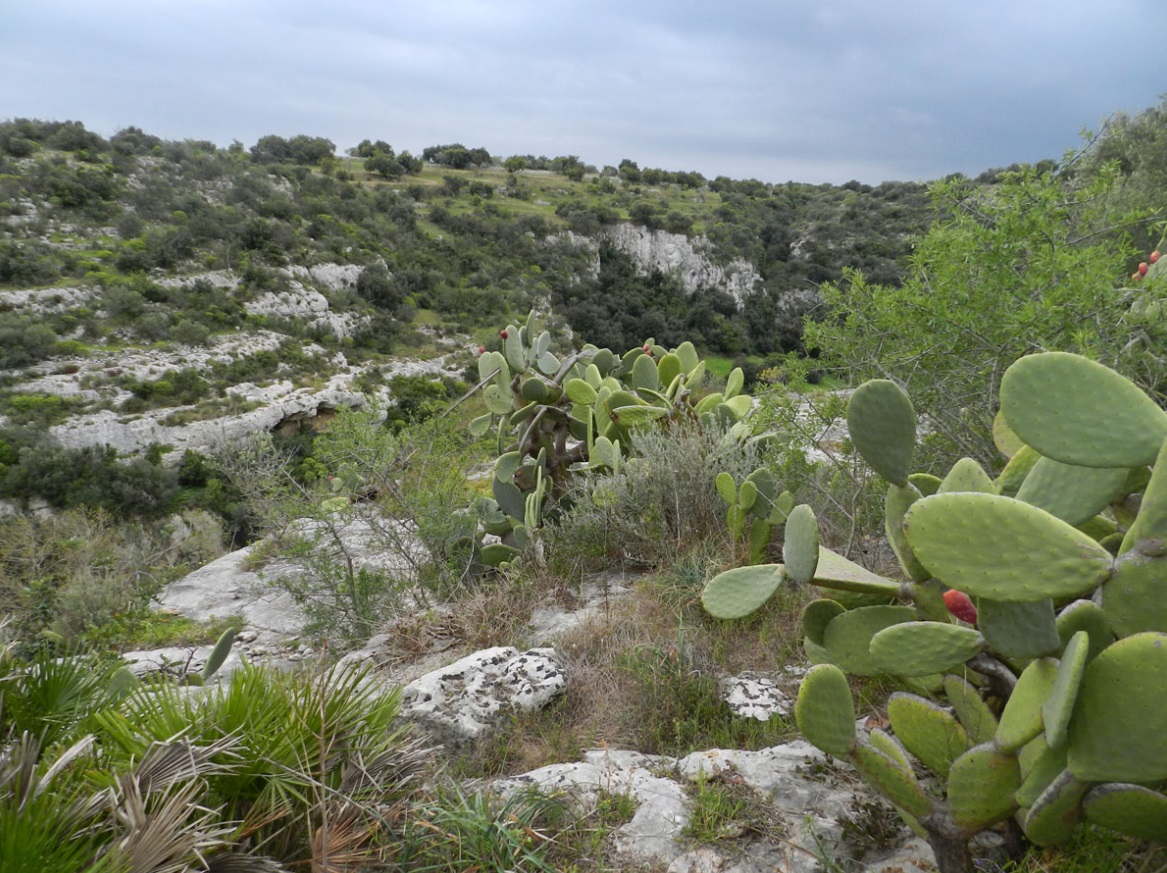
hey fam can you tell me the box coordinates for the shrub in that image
[548,421,768,574]
[168,319,211,346]
[213,411,481,646]
[0,442,178,517]
[804,165,1139,469]
[0,315,58,367]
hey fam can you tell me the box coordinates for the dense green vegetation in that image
[0,116,936,362]
[4,98,1167,872]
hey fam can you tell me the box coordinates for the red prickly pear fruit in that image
[477,345,485,354]
[1152,251,1161,264]
[500,329,509,340]
[643,344,651,354]
[943,589,978,626]
[1139,262,1149,276]
[1133,272,1143,281]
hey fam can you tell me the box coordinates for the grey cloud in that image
[1,0,1165,183]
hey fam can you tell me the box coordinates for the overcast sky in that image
[3,1,1164,185]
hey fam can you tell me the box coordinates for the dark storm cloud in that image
[1,0,1164,183]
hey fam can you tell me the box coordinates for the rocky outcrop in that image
[154,543,305,643]
[599,224,762,304]
[0,284,101,313]
[43,351,449,458]
[286,263,363,293]
[720,670,798,721]
[245,285,363,339]
[496,743,935,873]
[561,223,819,330]
[400,647,568,747]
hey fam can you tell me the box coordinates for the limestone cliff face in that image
[562,222,820,328]
[598,223,762,303]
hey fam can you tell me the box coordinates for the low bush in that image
[548,421,770,574]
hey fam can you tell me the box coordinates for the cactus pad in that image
[943,674,998,744]
[631,353,659,392]
[481,543,522,567]
[672,340,699,374]
[886,691,972,776]
[201,628,236,682]
[1082,783,1167,842]
[610,404,668,426]
[812,548,904,597]
[483,383,513,415]
[1120,436,1167,557]
[715,471,737,506]
[701,564,784,619]
[850,741,933,820]
[493,478,527,522]
[748,517,772,562]
[947,743,1022,830]
[996,658,1058,753]
[870,621,985,676]
[1015,740,1067,808]
[794,664,856,758]
[820,605,917,675]
[1000,352,1167,469]
[868,728,913,771]
[1021,769,1088,846]
[783,504,820,584]
[938,457,996,494]
[468,412,493,438]
[977,597,1060,659]
[1055,600,1113,663]
[1015,456,1129,526]
[1101,554,1167,637]
[995,445,1040,497]
[1067,632,1167,782]
[993,408,1026,458]
[908,473,943,496]
[478,350,510,386]
[885,483,930,582]
[744,468,780,513]
[801,599,846,647]
[564,377,598,405]
[657,352,682,389]
[1042,630,1088,750]
[904,492,1114,602]
[846,379,916,486]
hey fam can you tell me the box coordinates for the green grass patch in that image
[79,610,243,652]
[703,354,763,381]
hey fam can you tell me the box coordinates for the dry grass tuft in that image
[450,561,813,779]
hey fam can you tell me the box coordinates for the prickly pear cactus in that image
[468,312,771,564]
[716,467,791,563]
[704,351,1167,873]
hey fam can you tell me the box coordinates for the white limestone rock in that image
[495,741,935,873]
[401,646,567,746]
[45,352,450,458]
[287,262,363,292]
[156,512,428,645]
[154,544,305,643]
[526,572,637,644]
[599,223,762,304]
[720,672,793,721]
[120,643,246,683]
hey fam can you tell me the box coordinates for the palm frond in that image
[134,733,240,795]
[203,849,291,872]
[105,773,233,873]
[0,732,113,873]
[310,806,377,873]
